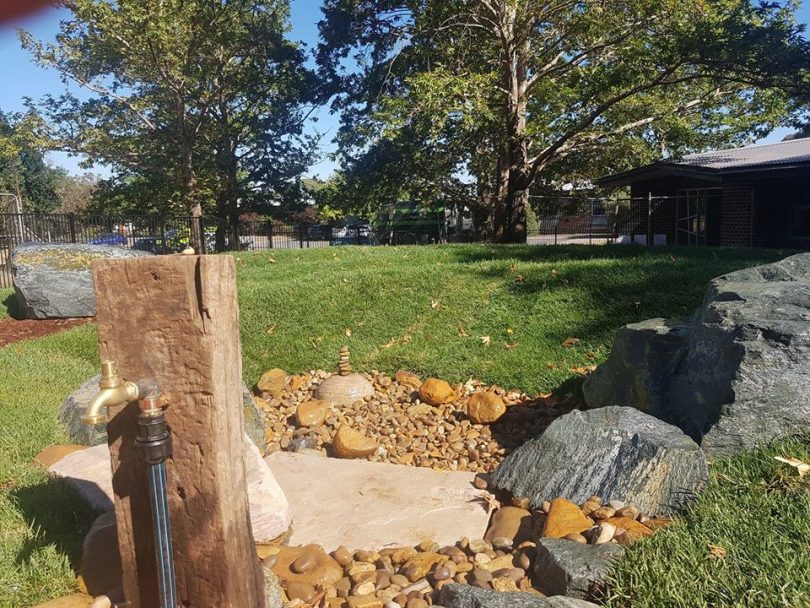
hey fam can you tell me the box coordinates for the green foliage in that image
[317,0,810,236]
[0,111,60,213]
[21,0,317,216]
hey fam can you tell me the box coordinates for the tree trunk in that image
[492,5,530,244]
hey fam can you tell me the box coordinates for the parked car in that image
[330,222,376,246]
[89,233,127,246]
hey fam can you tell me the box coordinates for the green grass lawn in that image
[0,244,804,607]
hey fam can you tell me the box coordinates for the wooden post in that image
[92,255,266,608]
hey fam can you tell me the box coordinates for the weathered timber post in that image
[92,255,266,608]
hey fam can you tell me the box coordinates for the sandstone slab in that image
[49,434,291,542]
[58,376,267,454]
[418,378,456,405]
[266,451,490,551]
[12,243,151,319]
[534,538,624,599]
[35,444,86,467]
[542,499,593,539]
[332,424,378,458]
[467,391,506,424]
[438,584,600,608]
[483,506,532,545]
[490,406,708,515]
[31,595,93,608]
[80,511,121,596]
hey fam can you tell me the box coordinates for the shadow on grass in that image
[11,477,95,570]
[2,290,24,320]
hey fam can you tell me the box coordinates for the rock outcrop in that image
[59,375,268,455]
[12,243,151,319]
[584,253,810,455]
[438,584,600,608]
[489,406,708,515]
[534,538,624,599]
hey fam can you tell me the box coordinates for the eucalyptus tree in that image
[319,0,809,241]
[22,0,317,237]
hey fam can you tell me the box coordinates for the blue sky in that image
[0,1,808,180]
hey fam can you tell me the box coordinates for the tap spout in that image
[81,360,141,425]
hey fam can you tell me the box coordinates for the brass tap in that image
[81,360,140,425]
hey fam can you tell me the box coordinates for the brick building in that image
[598,138,810,248]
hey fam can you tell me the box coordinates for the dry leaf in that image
[775,456,810,478]
[506,328,514,335]
[537,392,553,399]
[480,336,491,347]
[509,262,517,273]
[585,352,596,361]
[401,334,412,344]
[267,257,276,264]
[551,269,559,279]
[430,299,440,309]
[381,337,397,349]
[707,544,727,559]
[514,274,525,282]
[457,323,469,337]
[342,278,349,284]
[265,325,276,336]
[503,342,518,350]
[344,328,352,337]
[562,337,580,348]
[310,336,323,347]
[570,365,597,376]
[544,362,558,370]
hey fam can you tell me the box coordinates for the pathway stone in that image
[266,452,490,552]
[31,595,93,608]
[49,433,291,542]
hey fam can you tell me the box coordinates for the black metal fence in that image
[0,200,671,288]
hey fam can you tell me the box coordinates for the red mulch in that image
[0,317,93,347]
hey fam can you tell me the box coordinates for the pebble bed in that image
[262,492,672,608]
[255,370,574,473]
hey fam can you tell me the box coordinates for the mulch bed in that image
[0,317,93,347]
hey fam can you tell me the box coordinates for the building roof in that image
[599,137,810,187]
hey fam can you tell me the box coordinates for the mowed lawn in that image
[0,243,803,607]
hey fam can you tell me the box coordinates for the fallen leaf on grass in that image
[775,456,810,478]
[401,334,412,344]
[381,337,397,349]
[506,328,514,335]
[503,342,518,350]
[537,392,553,399]
[570,365,597,376]
[480,336,491,347]
[707,544,727,559]
[342,278,349,284]
[457,323,469,337]
[310,336,323,347]
[265,325,276,336]
[544,362,558,370]
[585,352,596,361]
[514,274,525,283]
[551,269,559,279]
[344,328,352,337]
[562,337,580,348]
[267,257,276,264]
[509,262,517,273]
[430,299,440,309]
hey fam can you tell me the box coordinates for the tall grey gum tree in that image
[319,0,809,242]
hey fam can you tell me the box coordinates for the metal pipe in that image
[136,395,177,608]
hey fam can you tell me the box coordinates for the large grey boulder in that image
[489,406,707,515]
[59,375,268,455]
[582,318,689,414]
[438,584,600,608]
[534,538,624,599]
[584,253,810,456]
[12,242,151,319]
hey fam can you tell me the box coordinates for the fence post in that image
[298,224,304,249]
[647,192,653,247]
[68,214,77,244]
[267,220,274,249]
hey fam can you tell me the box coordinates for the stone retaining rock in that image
[489,406,708,515]
[584,253,810,455]
[12,243,151,319]
[438,584,600,608]
[534,538,624,599]
[59,375,268,455]
[582,318,689,414]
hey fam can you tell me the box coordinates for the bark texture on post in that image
[92,255,265,608]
